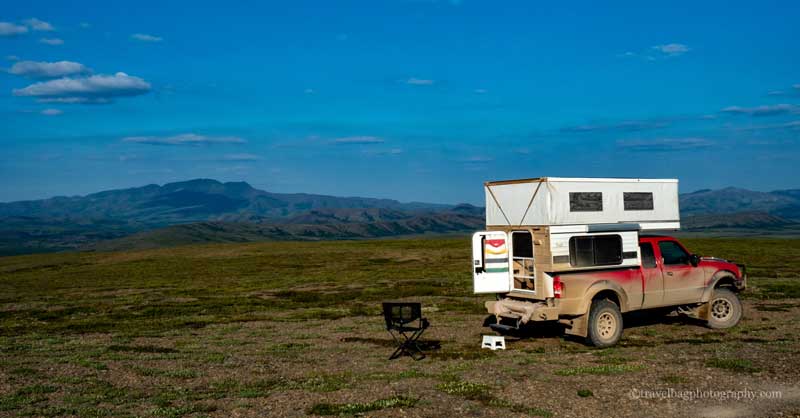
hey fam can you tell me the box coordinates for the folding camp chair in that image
[382,302,430,360]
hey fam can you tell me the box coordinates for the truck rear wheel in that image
[707,288,742,329]
[586,299,623,348]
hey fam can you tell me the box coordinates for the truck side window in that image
[658,241,689,265]
[639,243,657,268]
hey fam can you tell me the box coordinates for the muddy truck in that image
[473,177,746,347]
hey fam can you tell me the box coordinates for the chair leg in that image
[387,329,429,360]
[406,329,427,361]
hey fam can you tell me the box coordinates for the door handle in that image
[666,272,674,276]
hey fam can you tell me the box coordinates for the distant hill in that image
[0,179,798,255]
[682,211,796,230]
[92,212,484,252]
[0,179,450,226]
[679,187,800,220]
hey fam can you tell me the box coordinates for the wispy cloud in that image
[737,120,800,132]
[23,18,54,31]
[364,148,403,156]
[652,43,690,56]
[331,136,385,145]
[0,22,28,37]
[9,60,91,79]
[221,153,261,161]
[40,108,62,116]
[39,38,64,45]
[122,133,246,146]
[721,104,799,117]
[13,72,151,104]
[621,43,690,61]
[131,33,163,42]
[405,77,435,86]
[461,156,493,163]
[617,137,714,152]
[767,84,800,97]
[561,120,669,133]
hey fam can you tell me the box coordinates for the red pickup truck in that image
[483,234,747,347]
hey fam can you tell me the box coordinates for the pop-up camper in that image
[474,177,680,297]
[472,177,745,347]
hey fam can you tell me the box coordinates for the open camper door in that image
[472,231,511,294]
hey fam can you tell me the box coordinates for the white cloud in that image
[474,88,488,94]
[40,38,64,45]
[652,43,690,56]
[0,22,28,36]
[23,18,55,31]
[623,43,690,60]
[222,153,262,161]
[9,60,91,79]
[13,72,151,104]
[122,133,246,146]
[79,22,91,29]
[40,108,62,116]
[332,136,385,145]
[131,33,163,42]
[721,104,799,117]
[405,77,435,85]
[37,97,111,104]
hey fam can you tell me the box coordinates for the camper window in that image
[569,192,603,212]
[624,192,654,210]
[568,235,623,267]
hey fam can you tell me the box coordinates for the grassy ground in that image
[0,237,799,417]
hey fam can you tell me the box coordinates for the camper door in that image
[472,231,511,294]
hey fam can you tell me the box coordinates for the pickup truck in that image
[482,234,747,347]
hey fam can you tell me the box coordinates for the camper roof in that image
[485,177,679,186]
[483,176,680,230]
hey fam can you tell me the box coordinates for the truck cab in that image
[638,236,745,309]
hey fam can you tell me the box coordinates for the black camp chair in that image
[382,302,430,360]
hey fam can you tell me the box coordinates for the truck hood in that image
[699,256,745,279]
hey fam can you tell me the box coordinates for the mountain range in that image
[0,179,798,255]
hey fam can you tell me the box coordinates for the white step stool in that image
[481,335,506,350]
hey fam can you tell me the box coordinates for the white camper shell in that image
[484,177,679,230]
[473,177,680,299]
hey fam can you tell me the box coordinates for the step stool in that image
[481,335,506,350]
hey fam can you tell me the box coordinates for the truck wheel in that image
[586,299,623,348]
[707,288,742,329]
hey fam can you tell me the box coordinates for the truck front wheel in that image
[586,299,623,348]
[707,288,742,329]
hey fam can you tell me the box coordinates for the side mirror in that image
[689,254,700,267]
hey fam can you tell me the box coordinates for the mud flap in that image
[561,315,588,338]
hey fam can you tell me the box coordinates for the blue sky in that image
[1,0,799,204]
